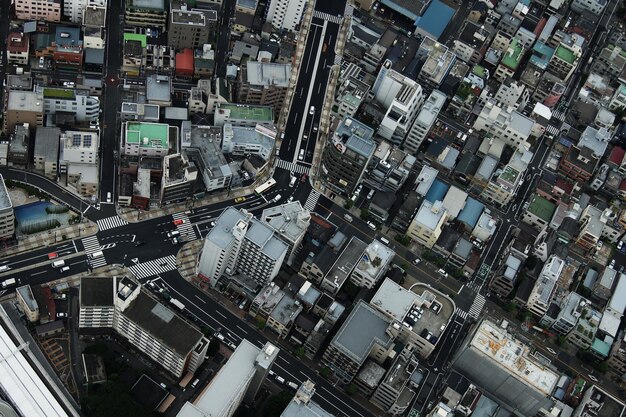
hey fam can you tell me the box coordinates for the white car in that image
[546,348,557,355]
[413,258,421,265]
[309,106,315,115]
[298,149,305,161]
[587,374,598,383]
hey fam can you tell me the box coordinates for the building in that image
[322,300,394,384]
[51,26,84,69]
[33,127,61,179]
[350,240,394,289]
[39,87,99,122]
[522,194,556,232]
[372,60,424,145]
[265,0,306,31]
[0,175,15,241]
[281,381,335,417]
[121,121,172,157]
[321,116,376,196]
[161,153,197,206]
[320,236,368,296]
[168,6,211,49]
[363,142,415,193]
[177,341,278,417]
[197,207,287,290]
[79,276,209,378]
[526,255,564,317]
[495,38,524,82]
[417,38,456,90]
[60,130,98,166]
[238,61,290,117]
[15,285,39,322]
[6,31,29,66]
[407,200,449,249]
[64,0,106,22]
[261,202,310,264]
[547,34,583,82]
[214,103,274,127]
[551,292,587,335]
[473,99,534,148]
[607,332,626,377]
[82,5,106,49]
[575,205,604,251]
[371,349,419,414]
[15,0,62,21]
[222,123,276,161]
[558,145,598,183]
[482,144,532,207]
[453,21,491,64]
[125,0,168,28]
[452,319,559,416]
[413,0,455,41]
[571,0,607,15]
[4,90,44,134]
[490,253,524,298]
[146,74,172,107]
[266,294,302,338]
[183,124,232,192]
[404,90,446,154]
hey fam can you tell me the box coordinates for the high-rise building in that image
[125,0,168,28]
[238,62,291,118]
[265,0,306,31]
[168,4,212,49]
[404,90,446,154]
[526,255,565,318]
[64,0,106,23]
[177,341,279,417]
[4,90,44,134]
[280,380,335,417]
[261,202,310,264]
[160,153,198,206]
[321,116,376,196]
[0,175,15,241]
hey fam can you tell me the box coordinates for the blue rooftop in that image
[55,27,82,53]
[424,179,449,204]
[414,0,455,40]
[457,197,484,229]
[530,42,554,70]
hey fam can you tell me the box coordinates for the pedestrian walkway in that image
[343,2,354,16]
[128,255,177,279]
[96,215,128,232]
[81,236,107,268]
[552,110,566,122]
[455,308,469,320]
[333,55,342,65]
[546,124,559,136]
[468,294,486,320]
[172,212,197,242]
[303,189,320,212]
[313,10,343,24]
[276,159,311,175]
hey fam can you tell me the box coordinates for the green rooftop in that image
[555,45,576,65]
[500,165,520,184]
[526,194,556,223]
[125,122,169,148]
[219,103,274,121]
[501,39,524,70]
[43,88,75,99]
[472,65,485,78]
[124,33,147,47]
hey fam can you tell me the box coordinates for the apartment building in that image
[125,0,168,28]
[168,5,212,49]
[547,34,583,82]
[266,294,302,338]
[371,349,419,415]
[64,0,106,23]
[417,38,456,91]
[453,21,492,64]
[350,240,394,289]
[495,39,524,83]
[551,292,587,335]
[407,200,449,249]
[482,144,532,207]
[363,142,415,193]
[238,62,290,117]
[321,116,376,196]
[261,202,310,264]
[33,127,61,179]
[473,99,534,148]
[4,90,44,134]
[372,61,424,145]
[571,0,607,14]
[265,0,306,31]
[214,103,274,127]
[121,121,172,157]
[39,87,99,122]
[575,205,604,251]
[320,236,368,296]
[79,276,209,378]
[526,255,564,317]
[521,194,556,232]
[15,285,39,323]
[490,253,524,298]
[6,31,29,66]
[607,332,626,377]
[15,0,61,21]
[558,145,598,183]
[160,153,197,206]
[404,90,446,154]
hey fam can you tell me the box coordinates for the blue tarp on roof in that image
[458,197,484,229]
[414,0,455,40]
[424,179,449,204]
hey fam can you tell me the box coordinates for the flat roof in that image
[171,9,206,25]
[501,38,524,70]
[246,61,290,87]
[325,236,368,291]
[207,207,251,249]
[177,339,260,417]
[608,273,626,314]
[414,0,455,40]
[470,320,559,395]
[123,33,147,47]
[216,103,274,122]
[555,44,576,64]
[0,175,12,210]
[125,122,169,148]
[527,194,556,223]
[7,90,43,112]
[415,200,447,230]
[261,202,310,245]
[128,0,165,10]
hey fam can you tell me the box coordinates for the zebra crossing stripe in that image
[546,125,559,136]
[334,55,342,65]
[313,10,343,24]
[276,159,311,175]
[468,294,486,319]
[455,309,469,320]
[81,236,108,268]
[172,213,197,241]
[96,216,128,231]
[304,190,320,211]
[128,255,178,279]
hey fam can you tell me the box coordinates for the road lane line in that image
[317,386,364,417]
[236,325,247,334]
[273,363,302,384]
[215,310,226,319]
[195,295,206,304]
[32,270,47,276]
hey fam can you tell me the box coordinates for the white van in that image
[343,214,353,222]
[52,260,66,268]
[367,221,377,230]
[298,149,305,161]
[89,251,103,259]
[275,376,285,384]
[167,230,180,238]
[379,236,390,245]
[191,378,200,388]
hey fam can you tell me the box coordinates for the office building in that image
[15,285,39,323]
[168,5,212,49]
[177,341,278,417]
[222,123,276,161]
[322,300,394,384]
[64,0,106,23]
[481,144,532,207]
[453,21,492,64]
[321,116,376,196]
[350,240,394,289]
[160,153,197,206]
[125,0,167,28]
[547,34,583,82]
[417,38,456,91]
[372,60,424,145]
[281,381,335,417]
[404,90,446,154]
[4,90,44,134]
[183,124,232,193]
[238,62,291,117]
[50,26,84,69]
[371,349,419,414]
[407,200,449,249]
[60,130,98,165]
[79,276,209,378]
[6,31,29,66]
[363,142,416,193]
[121,121,172,157]
[472,99,534,148]
[0,175,15,241]
[265,0,306,31]
[526,255,564,317]
[39,87,99,122]
[15,0,62,21]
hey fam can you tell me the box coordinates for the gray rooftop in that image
[171,9,206,25]
[246,61,291,88]
[325,236,368,291]
[16,285,37,311]
[128,0,165,10]
[246,219,288,261]
[281,389,335,417]
[146,75,171,102]
[34,127,61,160]
[331,300,393,363]
[333,117,376,158]
[0,175,12,210]
[7,90,43,113]
[261,202,310,245]
[269,293,301,326]
[80,277,114,307]
[207,207,252,250]
[186,125,232,184]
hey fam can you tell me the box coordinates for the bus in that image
[254,178,276,195]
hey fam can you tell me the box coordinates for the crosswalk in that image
[546,124,559,137]
[303,189,320,211]
[172,212,197,242]
[97,215,128,231]
[128,255,178,279]
[343,2,354,17]
[313,10,343,24]
[468,294,486,319]
[82,236,107,268]
[552,110,566,122]
[334,55,343,65]
[455,308,469,320]
[276,159,311,175]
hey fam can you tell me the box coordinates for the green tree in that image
[504,302,516,313]
[201,326,214,337]
[207,338,220,356]
[345,383,357,396]
[344,200,354,209]
[556,335,566,346]
[294,347,305,359]
[256,317,266,330]
[263,392,294,417]
[360,208,370,220]
[319,367,332,379]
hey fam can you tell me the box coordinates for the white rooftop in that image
[442,186,468,218]
[370,278,420,321]
[414,200,447,231]
[416,165,438,196]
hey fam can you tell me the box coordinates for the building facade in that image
[15,0,61,21]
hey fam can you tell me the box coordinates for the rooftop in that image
[526,194,556,223]
[269,294,301,326]
[171,9,206,26]
[16,285,37,311]
[555,44,576,64]
[34,127,61,160]
[216,103,274,122]
[262,202,310,245]
[54,27,82,53]
[414,0,455,40]
[80,277,114,307]
[7,91,43,112]
[146,74,171,103]
[128,0,165,10]
[246,219,288,261]
[501,38,524,70]
[325,236,368,291]
[125,122,169,149]
[207,207,252,250]
[246,61,291,88]
[415,200,447,230]
[470,320,559,395]
[123,33,147,48]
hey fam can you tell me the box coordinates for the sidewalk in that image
[1,221,98,258]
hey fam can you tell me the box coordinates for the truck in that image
[170,298,185,311]
[1,278,17,288]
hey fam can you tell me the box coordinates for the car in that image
[313,126,318,132]
[63,81,74,87]
[234,197,246,203]
[437,268,449,278]
[172,237,179,245]
[48,252,58,260]
[57,312,67,318]
[60,266,70,273]
[413,258,421,265]
[309,106,315,115]
[610,259,616,269]
[210,221,216,227]
[298,149,305,161]
[173,219,185,226]
[39,57,45,68]
[619,241,625,253]
[287,196,294,203]
[366,221,377,230]
[269,370,276,376]
[546,348,557,355]
[588,374,599,383]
